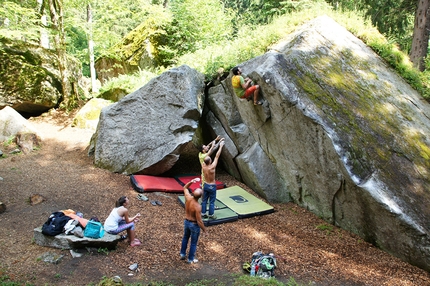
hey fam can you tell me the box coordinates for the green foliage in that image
[98,69,159,96]
[176,1,330,77]
[0,266,307,286]
[90,0,160,51]
[0,273,33,286]
[64,0,165,75]
[362,31,424,97]
[2,136,15,147]
[158,0,234,66]
[107,4,172,67]
[316,223,334,235]
[97,247,109,255]
[232,275,302,286]
[185,278,225,286]
[419,69,430,98]
[95,276,118,286]
[0,1,39,42]
[327,0,415,52]
[90,274,305,286]
[222,0,312,28]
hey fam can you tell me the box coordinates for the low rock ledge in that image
[33,227,120,250]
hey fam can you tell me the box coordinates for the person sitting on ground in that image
[198,135,224,186]
[232,66,262,105]
[180,178,206,264]
[104,196,142,247]
[201,141,225,219]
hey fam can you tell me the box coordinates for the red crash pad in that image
[130,175,184,193]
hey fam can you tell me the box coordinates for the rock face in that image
[204,16,430,271]
[89,65,205,174]
[0,36,83,116]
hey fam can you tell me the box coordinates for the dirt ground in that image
[0,112,430,286]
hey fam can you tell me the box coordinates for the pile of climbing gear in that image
[242,251,277,278]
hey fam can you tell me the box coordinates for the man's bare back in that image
[202,141,225,185]
[183,179,206,231]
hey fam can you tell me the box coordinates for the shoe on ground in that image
[187,259,198,264]
[208,214,217,219]
[130,238,141,247]
[120,234,127,241]
[180,254,186,260]
[137,194,148,201]
[202,213,208,218]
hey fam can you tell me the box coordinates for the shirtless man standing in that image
[201,141,225,219]
[180,178,206,264]
[198,135,224,186]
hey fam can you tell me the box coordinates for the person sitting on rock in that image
[232,66,262,105]
[104,196,142,247]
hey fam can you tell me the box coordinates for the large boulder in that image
[72,98,114,131]
[95,11,170,84]
[0,36,84,116]
[205,15,430,271]
[88,65,205,174]
[0,106,39,142]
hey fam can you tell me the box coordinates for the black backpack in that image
[41,211,72,236]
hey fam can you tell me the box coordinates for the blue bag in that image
[83,220,105,239]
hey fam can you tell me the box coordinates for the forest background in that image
[1,0,429,109]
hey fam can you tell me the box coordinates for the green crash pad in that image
[177,185,274,225]
[216,186,274,218]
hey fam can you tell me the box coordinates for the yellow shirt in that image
[198,152,207,185]
[232,75,245,98]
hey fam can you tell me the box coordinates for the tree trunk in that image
[87,4,98,93]
[36,0,50,48]
[409,0,430,71]
[49,0,77,109]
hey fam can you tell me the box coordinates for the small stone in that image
[38,251,64,264]
[70,249,83,258]
[30,194,46,205]
[128,263,138,271]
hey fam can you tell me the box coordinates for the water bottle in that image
[250,264,256,276]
